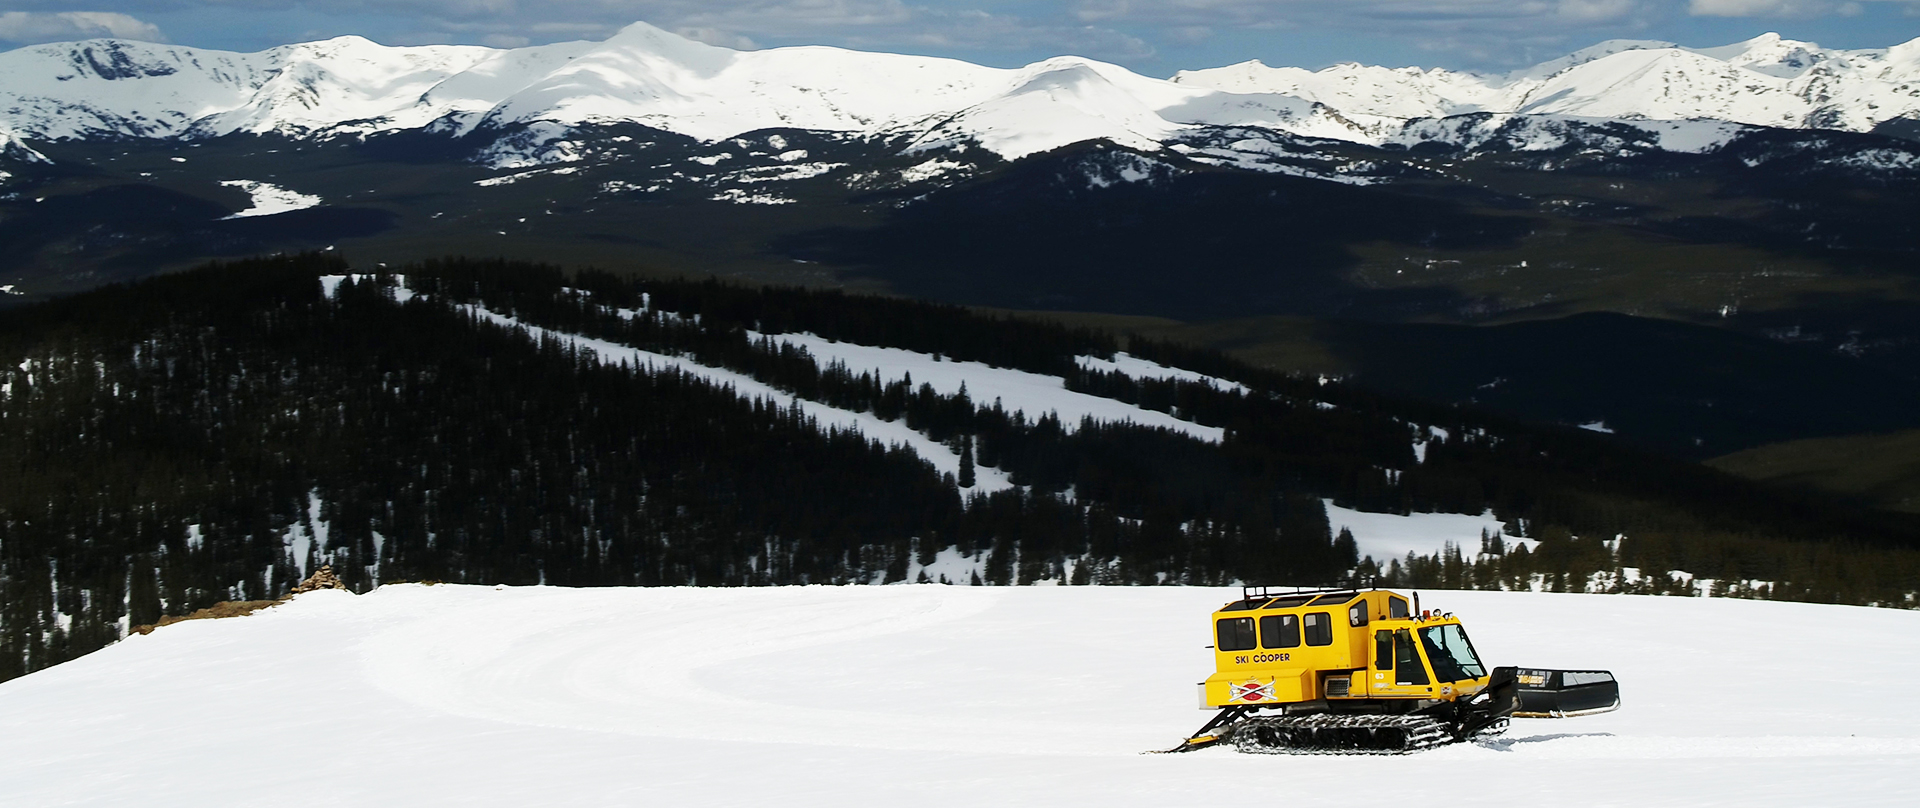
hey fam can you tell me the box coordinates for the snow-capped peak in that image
[2,25,1919,164]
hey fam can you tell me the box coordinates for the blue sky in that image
[2,2,1917,72]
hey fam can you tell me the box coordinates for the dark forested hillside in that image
[2,255,1916,681]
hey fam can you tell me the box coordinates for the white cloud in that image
[1136,0,1652,25]
[0,11,167,45]
[1556,0,1640,22]
[1169,25,1214,43]
[1685,0,1915,15]
[1688,0,1831,15]
[1075,0,1133,22]
[676,27,759,49]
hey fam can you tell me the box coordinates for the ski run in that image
[0,585,1914,806]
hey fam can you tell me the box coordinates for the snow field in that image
[1324,500,1531,562]
[1,585,1915,807]
[755,330,1230,443]
[219,179,322,218]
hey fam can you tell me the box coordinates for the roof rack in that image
[1237,576,1380,605]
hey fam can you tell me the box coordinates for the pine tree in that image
[958,436,977,488]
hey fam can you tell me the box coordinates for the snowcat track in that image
[1228,714,1453,755]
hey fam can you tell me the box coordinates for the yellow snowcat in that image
[1166,584,1620,754]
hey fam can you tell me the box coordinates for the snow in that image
[907,545,992,586]
[1075,352,1248,394]
[708,188,794,205]
[458,304,1014,493]
[218,179,321,218]
[756,332,1226,444]
[1324,500,1531,562]
[2,583,1915,806]
[6,25,1917,168]
[1175,33,1920,143]
[726,162,845,183]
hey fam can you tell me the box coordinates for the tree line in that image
[0,254,1915,682]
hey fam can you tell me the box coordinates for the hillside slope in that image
[0,584,1914,806]
[3,255,1916,685]
[1710,429,1920,514]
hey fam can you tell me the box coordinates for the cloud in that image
[1133,0,1652,25]
[676,26,758,49]
[1556,0,1641,22]
[641,1,1153,60]
[1075,0,1133,22]
[1056,0,1660,65]
[1688,0,1833,15]
[0,11,167,45]
[0,1,1155,63]
[1687,0,1915,15]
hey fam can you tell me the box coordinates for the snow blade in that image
[1507,667,1621,718]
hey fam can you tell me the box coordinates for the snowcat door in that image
[1368,628,1433,697]
[1507,668,1622,718]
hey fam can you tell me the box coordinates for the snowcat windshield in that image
[1419,624,1487,682]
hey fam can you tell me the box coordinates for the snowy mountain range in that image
[3,23,1919,168]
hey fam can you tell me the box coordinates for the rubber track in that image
[1229,714,1453,755]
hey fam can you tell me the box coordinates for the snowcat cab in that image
[1165,584,1620,754]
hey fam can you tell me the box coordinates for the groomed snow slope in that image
[2,585,1914,806]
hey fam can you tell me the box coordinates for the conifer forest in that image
[2,255,1916,681]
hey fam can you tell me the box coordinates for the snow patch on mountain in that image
[898,158,968,184]
[0,126,50,165]
[1324,500,1531,562]
[709,188,794,205]
[1075,353,1248,394]
[219,180,321,218]
[751,331,1227,444]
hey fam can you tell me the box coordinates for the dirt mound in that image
[131,565,351,635]
[130,600,281,635]
[291,564,348,594]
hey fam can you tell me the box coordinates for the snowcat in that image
[1166,584,1620,754]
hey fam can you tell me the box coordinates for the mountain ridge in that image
[4,23,1920,165]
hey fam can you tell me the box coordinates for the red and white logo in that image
[1232,681,1276,702]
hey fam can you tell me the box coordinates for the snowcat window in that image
[1349,601,1368,627]
[1218,617,1257,652]
[1259,614,1300,649]
[1393,629,1429,685]
[1303,612,1333,646]
[1388,596,1409,618]
[1374,631,1392,670]
[1419,624,1487,682]
[1221,598,1271,611]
